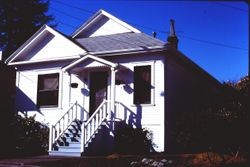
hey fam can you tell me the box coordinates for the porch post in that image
[49,124,53,151]
[80,122,85,153]
[110,67,116,120]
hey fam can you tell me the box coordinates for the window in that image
[37,73,59,107]
[134,65,151,104]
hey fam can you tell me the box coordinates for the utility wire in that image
[214,2,248,12]
[51,0,248,51]
[179,35,248,51]
[52,0,94,14]
[50,7,84,21]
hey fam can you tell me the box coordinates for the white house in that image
[6,9,221,156]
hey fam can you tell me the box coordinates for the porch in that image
[48,54,137,156]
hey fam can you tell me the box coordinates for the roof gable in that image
[6,25,86,65]
[71,9,140,38]
[63,54,117,72]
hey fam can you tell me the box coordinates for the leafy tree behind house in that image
[0,0,54,157]
[0,0,55,60]
[171,76,250,154]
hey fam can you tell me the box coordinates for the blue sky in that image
[49,1,249,82]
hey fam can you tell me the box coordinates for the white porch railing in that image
[49,100,124,153]
[81,99,108,152]
[49,101,78,151]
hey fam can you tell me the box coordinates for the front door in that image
[89,71,108,116]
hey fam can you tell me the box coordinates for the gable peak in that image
[71,9,140,38]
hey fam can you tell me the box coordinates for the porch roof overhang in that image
[62,54,118,72]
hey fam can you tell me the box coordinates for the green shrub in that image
[10,114,49,156]
[114,122,154,154]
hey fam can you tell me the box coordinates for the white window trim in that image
[131,61,155,106]
[36,69,63,110]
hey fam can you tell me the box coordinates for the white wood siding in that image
[87,17,134,37]
[66,54,166,151]
[16,68,70,125]
[110,54,165,152]
[13,30,85,62]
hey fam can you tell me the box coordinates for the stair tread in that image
[49,151,81,157]
[49,150,81,153]
[51,115,107,155]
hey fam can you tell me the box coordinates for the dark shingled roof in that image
[74,32,165,53]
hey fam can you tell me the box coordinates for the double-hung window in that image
[37,73,59,107]
[133,65,151,104]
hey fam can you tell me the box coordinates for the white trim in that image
[131,104,156,107]
[72,9,140,38]
[132,61,155,106]
[6,25,86,64]
[16,71,20,87]
[91,47,167,57]
[88,46,165,55]
[6,26,47,64]
[59,70,63,109]
[36,69,62,110]
[110,67,116,119]
[62,54,117,72]
[100,10,140,33]
[8,55,81,66]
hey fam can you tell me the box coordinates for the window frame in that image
[37,72,60,108]
[133,61,155,106]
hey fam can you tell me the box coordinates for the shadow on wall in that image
[76,102,88,121]
[114,102,142,129]
[116,67,134,94]
[15,87,43,116]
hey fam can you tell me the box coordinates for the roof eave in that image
[90,46,168,57]
[8,55,81,66]
[5,25,86,65]
[5,25,48,64]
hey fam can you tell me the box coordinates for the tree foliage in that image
[0,0,55,59]
[12,114,49,156]
[171,76,250,154]
[0,114,49,158]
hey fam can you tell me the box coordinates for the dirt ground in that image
[0,152,249,167]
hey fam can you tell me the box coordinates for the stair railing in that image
[81,99,108,152]
[49,101,78,151]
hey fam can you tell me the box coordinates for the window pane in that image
[134,65,151,104]
[39,73,59,90]
[43,77,58,90]
[37,73,59,107]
